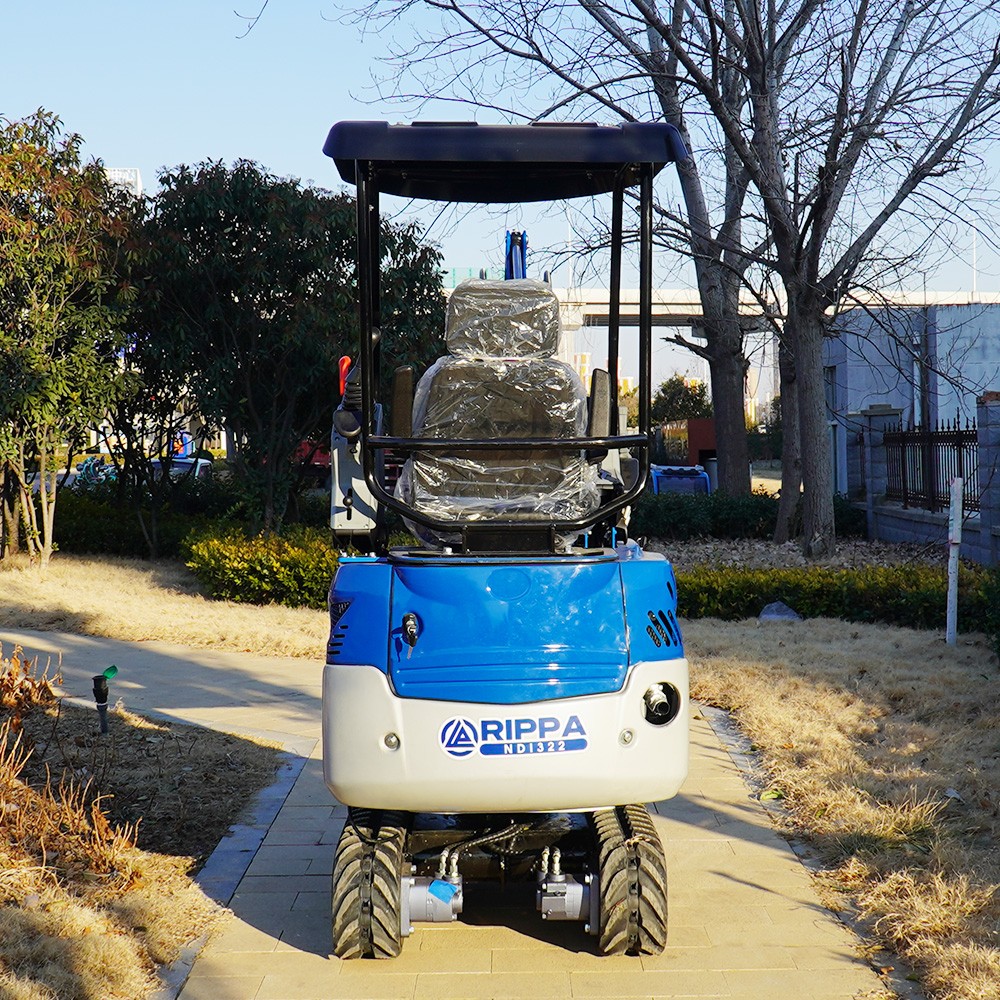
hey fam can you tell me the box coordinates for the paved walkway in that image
[2,629,894,1000]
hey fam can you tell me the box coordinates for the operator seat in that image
[397,279,600,544]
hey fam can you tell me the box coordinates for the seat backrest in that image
[444,278,561,358]
[397,280,599,536]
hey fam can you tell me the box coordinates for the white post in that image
[946,476,963,645]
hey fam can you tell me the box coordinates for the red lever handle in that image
[338,356,352,397]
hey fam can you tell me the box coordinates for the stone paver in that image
[2,629,894,1000]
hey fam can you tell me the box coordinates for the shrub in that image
[630,491,713,539]
[630,488,867,541]
[287,489,331,528]
[707,490,779,539]
[53,491,203,559]
[834,493,868,538]
[184,526,339,609]
[675,563,988,632]
[161,474,250,520]
[630,489,777,540]
[978,566,1000,660]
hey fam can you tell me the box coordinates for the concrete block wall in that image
[857,393,1000,566]
[975,392,1000,565]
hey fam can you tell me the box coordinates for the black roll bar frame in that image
[352,160,657,539]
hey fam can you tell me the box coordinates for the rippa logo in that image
[438,715,587,758]
[439,717,478,758]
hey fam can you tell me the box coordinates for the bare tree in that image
[638,0,1000,554]
[358,0,757,496]
[354,0,1000,555]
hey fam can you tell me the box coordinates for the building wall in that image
[825,304,1000,495]
[928,306,1000,420]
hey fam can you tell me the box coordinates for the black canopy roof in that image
[323,121,687,202]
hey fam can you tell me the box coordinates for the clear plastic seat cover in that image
[397,280,599,543]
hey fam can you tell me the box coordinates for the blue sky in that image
[1,1,676,379]
[5,0,994,285]
[2,1,570,276]
[4,1,996,389]
[4,4,380,197]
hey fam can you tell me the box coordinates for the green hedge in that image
[183,526,338,609]
[52,481,321,560]
[976,569,1000,660]
[629,490,867,541]
[53,491,206,559]
[675,563,989,632]
[179,523,1000,654]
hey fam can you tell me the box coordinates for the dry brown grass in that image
[17,696,282,868]
[5,550,999,997]
[0,553,327,658]
[0,645,282,999]
[686,617,1000,1000]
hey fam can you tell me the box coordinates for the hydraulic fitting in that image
[643,682,681,726]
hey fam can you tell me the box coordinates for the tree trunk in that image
[1,468,22,560]
[136,506,160,560]
[773,336,801,543]
[36,441,56,571]
[671,150,751,497]
[790,297,835,557]
[263,474,277,533]
[704,314,751,495]
[16,441,43,564]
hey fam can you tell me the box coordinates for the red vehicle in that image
[295,439,332,488]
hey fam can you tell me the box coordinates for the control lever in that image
[402,613,419,658]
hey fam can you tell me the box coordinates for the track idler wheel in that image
[332,808,408,958]
[591,804,668,955]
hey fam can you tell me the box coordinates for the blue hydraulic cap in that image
[505,231,528,279]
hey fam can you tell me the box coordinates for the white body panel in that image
[323,658,689,813]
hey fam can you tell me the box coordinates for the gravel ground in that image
[645,537,949,572]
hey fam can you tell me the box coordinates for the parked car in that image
[150,457,213,481]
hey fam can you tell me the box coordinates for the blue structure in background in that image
[649,464,711,495]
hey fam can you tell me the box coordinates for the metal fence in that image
[883,419,979,512]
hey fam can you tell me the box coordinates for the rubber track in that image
[331,808,407,959]
[592,804,668,956]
